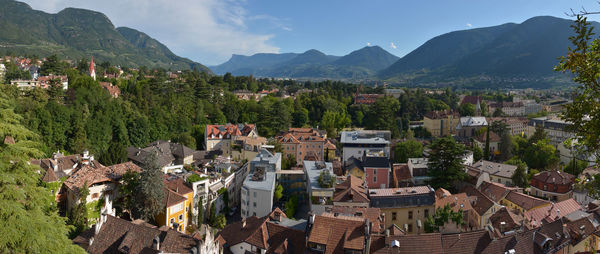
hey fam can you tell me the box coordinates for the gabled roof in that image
[308,215,366,254]
[435,193,474,214]
[64,161,141,194]
[328,206,383,233]
[504,191,551,211]
[459,116,487,127]
[461,185,495,217]
[531,170,575,185]
[163,175,193,196]
[461,95,482,105]
[128,140,195,168]
[524,198,582,227]
[42,167,59,182]
[392,163,412,187]
[363,156,390,168]
[489,207,524,232]
[472,160,517,179]
[333,175,369,203]
[73,215,196,254]
[163,187,188,208]
[478,181,518,203]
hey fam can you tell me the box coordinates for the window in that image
[254,192,257,198]
[392,212,397,221]
[170,218,174,224]
[408,211,413,219]
[424,209,429,218]
[179,214,183,221]
[544,185,547,191]
[408,224,413,232]
[253,202,257,207]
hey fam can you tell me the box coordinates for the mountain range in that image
[214,16,595,87]
[0,0,210,72]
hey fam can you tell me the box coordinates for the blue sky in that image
[20,0,600,65]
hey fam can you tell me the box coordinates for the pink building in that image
[363,156,390,189]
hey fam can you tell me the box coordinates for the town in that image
[1,52,599,254]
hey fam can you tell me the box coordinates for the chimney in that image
[274,211,282,222]
[241,218,246,228]
[152,235,160,250]
[385,229,390,237]
[500,221,506,233]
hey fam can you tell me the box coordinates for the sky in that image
[19,0,600,65]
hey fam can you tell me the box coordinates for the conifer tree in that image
[133,153,165,222]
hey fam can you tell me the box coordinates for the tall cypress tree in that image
[484,126,490,160]
[133,153,165,222]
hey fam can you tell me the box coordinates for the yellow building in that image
[156,177,194,232]
[423,110,460,137]
[369,186,435,234]
[500,191,550,214]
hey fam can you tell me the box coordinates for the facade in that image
[127,140,195,174]
[462,186,502,229]
[527,116,575,147]
[391,163,413,187]
[363,156,391,189]
[456,116,487,138]
[205,123,257,154]
[487,117,528,136]
[471,160,518,186]
[304,160,335,215]
[241,149,281,219]
[530,170,575,202]
[488,101,526,116]
[340,130,391,163]
[155,176,194,232]
[423,110,460,137]
[500,191,551,213]
[369,186,436,234]
[408,158,429,185]
[472,131,501,156]
[277,128,326,166]
[37,75,68,90]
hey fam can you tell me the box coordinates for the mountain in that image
[380,16,599,87]
[0,0,210,71]
[212,47,398,79]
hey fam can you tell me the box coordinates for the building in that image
[155,176,194,232]
[98,81,121,98]
[423,110,460,137]
[127,140,195,174]
[61,161,143,213]
[488,101,525,116]
[217,208,306,254]
[241,149,281,219]
[391,163,413,187]
[369,186,436,234]
[231,135,267,162]
[354,93,384,105]
[332,175,369,207]
[477,181,522,203]
[37,75,68,90]
[501,191,551,213]
[435,192,480,232]
[530,170,575,202]
[523,198,582,228]
[472,131,501,156]
[307,213,369,253]
[196,225,223,254]
[456,116,487,138]
[527,116,575,147]
[462,185,502,229]
[326,206,385,233]
[340,130,391,163]
[305,161,335,214]
[10,79,39,89]
[277,128,327,166]
[487,117,528,136]
[408,158,429,185]
[89,56,96,80]
[470,160,518,187]
[363,156,391,189]
[32,150,92,179]
[73,214,199,253]
[205,123,257,154]
[385,88,405,98]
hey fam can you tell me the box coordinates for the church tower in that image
[89,56,96,80]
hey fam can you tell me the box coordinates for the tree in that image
[498,132,514,161]
[490,121,508,135]
[471,145,483,162]
[366,97,401,137]
[565,159,588,176]
[284,195,299,218]
[394,140,423,163]
[509,159,529,188]
[197,197,204,225]
[99,141,127,166]
[318,170,336,188]
[556,15,600,164]
[483,127,490,160]
[0,89,85,253]
[208,202,217,226]
[492,108,505,117]
[529,125,547,144]
[118,170,140,217]
[133,154,165,221]
[68,184,90,238]
[427,137,468,190]
[424,205,464,233]
[458,103,476,116]
[523,139,559,170]
[214,214,227,229]
[274,184,283,202]
[282,154,297,170]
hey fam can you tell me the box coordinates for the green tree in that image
[458,103,476,116]
[274,184,283,202]
[67,184,90,238]
[133,154,165,221]
[565,159,588,176]
[366,97,401,137]
[483,127,490,160]
[424,205,464,233]
[208,202,217,225]
[427,137,468,190]
[492,107,505,117]
[282,154,297,170]
[284,195,299,218]
[99,141,127,166]
[318,170,336,188]
[523,140,559,170]
[498,132,514,161]
[471,145,483,162]
[214,214,227,229]
[197,197,204,225]
[529,125,547,144]
[394,140,423,163]
[118,170,139,217]
[510,160,529,188]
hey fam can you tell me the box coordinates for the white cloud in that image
[466,23,473,28]
[19,0,280,65]
[366,42,371,46]
[389,42,397,49]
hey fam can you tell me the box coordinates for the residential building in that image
[127,140,195,174]
[231,135,267,161]
[61,161,143,213]
[423,110,460,137]
[340,130,391,163]
[10,79,39,89]
[470,160,518,187]
[408,158,429,185]
[37,75,68,90]
[305,160,335,214]
[327,206,385,233]
[488,101,525,116]
[391,163,413,187]
[205,123,258,154]
[460,95,483,106]
[530,170,575,202]
[195,224,223,254]
[32,150,93,179]
[456,116,487,138]
[435,191,480,232]
[307,213,369,253]
[277,128,327,166]
[487,117,528,136]
[462,185,502,229]
[155,176,194,232]
[488,206,526,234]
[369,186,436,233]
[0,63,5,80]
[73,214,199,253]
[354,93,384,105]
[527,116,575,147]
[524,198,582,228]
[98,81,120,98]
[217,208,306,254]
[241,149,281,219]
[344,156,365,179]
[385,88,405,98]
[332,175,369,207]
[501,191,551,213]
[477,181,522,204]
[472,131,501,157]
[363,156,391,189]
[275,167,306,201]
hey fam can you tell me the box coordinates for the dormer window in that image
[219,134,222,139]
[211,134,214,138]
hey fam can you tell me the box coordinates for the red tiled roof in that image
[461,95,482,105]
[424,110,459,119]
[333,175,369,203]
[368,186,432,197]
[531,170,575,185]
[99,82,121,98]
[461,186,494,217]
[504,191,551,211]
[163,187,187,208]
[42,167,59,182]
[327,206,383,233]
[391,163,412,188]
[308,215,366,254]
[524,198,582,227]
[63,161,141,194]
[478,181,519,203]
[489,207,524,232]
[3,135,15,144]
[206,124,255,140]
[163,176,193,195]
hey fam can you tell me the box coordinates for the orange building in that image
[156,176,194,232]
[277,128,326,166]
